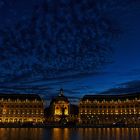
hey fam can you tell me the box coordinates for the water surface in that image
[0,128,139,140]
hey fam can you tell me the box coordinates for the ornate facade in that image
[0,94,44,123]
[49,89,70,122]
[79,93,140,125]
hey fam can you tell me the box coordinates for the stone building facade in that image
[49,89,70,122]
[79,93,140,125]
[0,94,44,123]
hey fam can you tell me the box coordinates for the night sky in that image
[0,0,140,105]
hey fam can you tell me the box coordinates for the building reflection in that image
[0,128,139,140]
[0,128,43,140]
[52,128,69,140]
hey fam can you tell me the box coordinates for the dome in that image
[50,89,69,104]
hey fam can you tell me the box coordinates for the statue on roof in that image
[59,88,64,96]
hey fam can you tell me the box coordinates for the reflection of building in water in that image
[48,88,70,122]
[0,94,44,123]
[79,93,140,125]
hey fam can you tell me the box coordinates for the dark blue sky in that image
[0,0,140,104]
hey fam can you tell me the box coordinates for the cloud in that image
[99,80,140,95]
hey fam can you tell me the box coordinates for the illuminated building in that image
[48,89,70,122]
[79,93,140,125]
[0,94,44,123]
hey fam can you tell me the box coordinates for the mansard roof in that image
[81,93,140,101]
[0,94,42,101]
